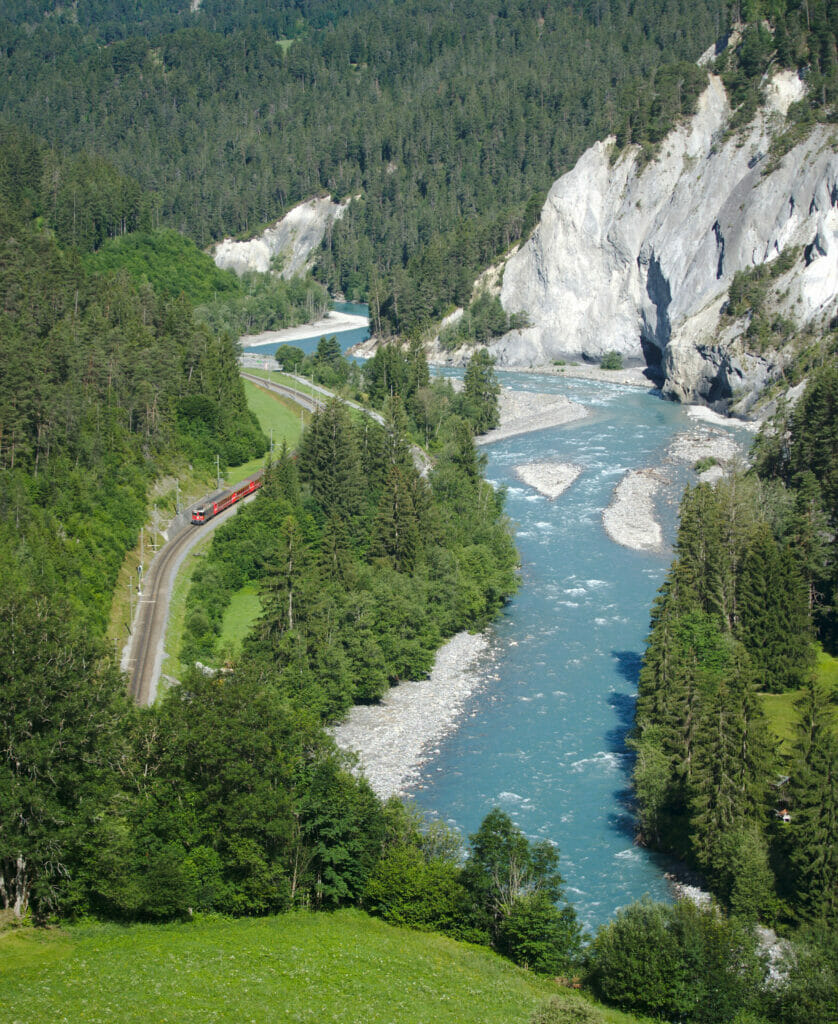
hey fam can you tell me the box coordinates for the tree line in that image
[1,0,731,337]
[632,360,838,935]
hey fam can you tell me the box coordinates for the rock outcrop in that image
[494,69,838,412]
[213,196,348,278]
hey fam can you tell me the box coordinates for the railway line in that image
[126,374,320,705]
[126,493,258,704]
[126,371,428,704]
[239,372,327,414]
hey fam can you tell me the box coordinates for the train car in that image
[191,476,262,524]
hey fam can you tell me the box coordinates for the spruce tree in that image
[787,683,838,926]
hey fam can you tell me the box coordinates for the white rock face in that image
[495,70,838,410]
[213,196,348,278]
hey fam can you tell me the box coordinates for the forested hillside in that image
[0,126,266,635]
[632,360,838,930]
[0,0,729,335]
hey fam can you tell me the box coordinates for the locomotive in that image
[191,476,263,524]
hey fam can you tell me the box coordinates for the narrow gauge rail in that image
[128,374,320,703]
[191,476,262,524]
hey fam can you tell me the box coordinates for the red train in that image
[191,476,263,524]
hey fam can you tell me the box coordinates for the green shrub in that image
[530,996,604,1024]
[599,351,623,370]
[588,899,765,1024]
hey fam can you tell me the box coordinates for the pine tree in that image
[737,525,814,691]
[787,683,838,926]
[298,399,367,532]
[461,347,500,435]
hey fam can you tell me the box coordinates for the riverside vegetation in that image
[2,2,838,1022]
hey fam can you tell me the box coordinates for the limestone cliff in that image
[494,70,838,412]
[213,196,348,279]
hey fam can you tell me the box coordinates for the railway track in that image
[127,373,399,704]
[128,377,322,705]
[240,372,326,413]
[127,516,198,704]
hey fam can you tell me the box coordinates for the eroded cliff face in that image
[213,196,347,279]
[495,71,838,412]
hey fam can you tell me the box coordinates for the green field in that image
[0,911,640,1024]
[217,582,263,661]
[228,380,307,481]
[759,647,838,758]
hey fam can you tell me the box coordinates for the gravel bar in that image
[330,631,492,799]
[476,390,588,445]
[602,469,665,552]
[515,460,582,499]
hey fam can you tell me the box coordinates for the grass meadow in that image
[0,911,643,1024]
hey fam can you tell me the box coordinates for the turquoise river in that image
[410,369,749,933]
[255,321,749,932]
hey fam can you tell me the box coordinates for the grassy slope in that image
[217,582,262,661]
[759,648,838,759]
[229,380,307,480]
[0,911,642,1024]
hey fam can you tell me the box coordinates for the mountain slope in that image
[494,62,838,413]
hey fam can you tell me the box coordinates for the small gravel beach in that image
[515,460,582,499]
[476,390,588,445]
[239,310,369,349]
[602,469,665,551]
[330,631,492,799]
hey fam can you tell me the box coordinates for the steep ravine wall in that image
[493,71,838,412]
[213,196,348,279]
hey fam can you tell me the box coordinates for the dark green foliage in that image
[461,348,501,436]
[783,684,838,926]
[365,807,581,972]
[274,345,307,372]
[185,373,517,713]
[632,475,818,912]
[718,2,838,127]
[635,363,838,926]
[598,351,623,370]
[438,292,529,351]
[461,809,581,973]
[752,362,838,647]
[769,925,838,1024]
[613,60,709,152]
[363,846,478,939]
[496,893,583,975]
[43,151,149,253]
[737,527,813,691]
[85,229,239,303]
[0,571,136,920]
[588,899,766,1024]
[0,154,265,633]
[0,0,730,334]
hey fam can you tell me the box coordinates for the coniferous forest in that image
[2,1,838,1022]
[630,365,838,996]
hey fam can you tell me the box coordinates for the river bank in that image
[239,310,369,350]
[331,632,493,799]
